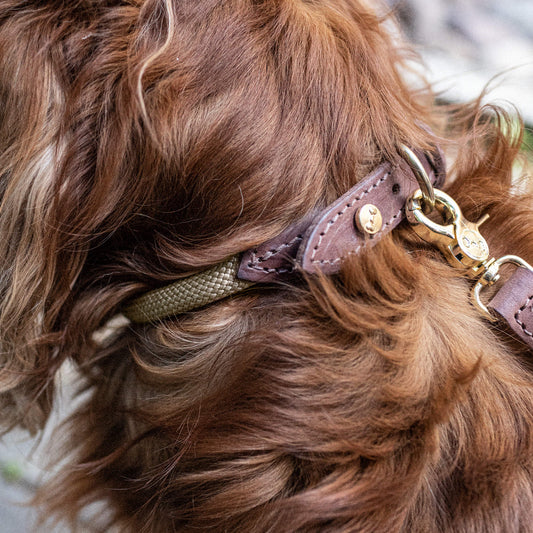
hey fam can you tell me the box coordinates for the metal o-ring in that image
[400,145,435,212]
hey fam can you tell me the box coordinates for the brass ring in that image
[400,145,435,212]
[473,255,533,320]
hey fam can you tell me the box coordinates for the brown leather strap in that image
[237,215,314,282]
[489,267,533,350]
[238,149,445,282]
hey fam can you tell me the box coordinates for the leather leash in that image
[123,146,533,355]
[489,265,533,347]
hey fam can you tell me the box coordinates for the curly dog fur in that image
[1,1,533,531]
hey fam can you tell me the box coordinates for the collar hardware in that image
[402,153,533,348]
[355,204,383,236]
[400,144,436,212]
[406,188,490,273]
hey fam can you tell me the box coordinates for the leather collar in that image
[123,148,445,323]
[238,149,445,282]
[123,143,533,357]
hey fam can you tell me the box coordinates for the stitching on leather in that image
[246,264,295,274]
[311,205,402,265]
[246,234,303,273]
[311,172,394,265]
[309,172,390,262]
[515,295,533,337]
[252,234,303,263]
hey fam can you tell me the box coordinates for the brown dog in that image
[1,1,533,531]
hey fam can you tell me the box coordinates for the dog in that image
[1,0,533,531]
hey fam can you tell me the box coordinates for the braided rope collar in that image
[123,148,445,323]
[123,256,252,323]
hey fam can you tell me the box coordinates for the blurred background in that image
[389,0,533,125]
[1,1,532,531]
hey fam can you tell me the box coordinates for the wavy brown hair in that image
[1,0,533,531]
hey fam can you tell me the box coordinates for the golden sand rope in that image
[123,255,253,323]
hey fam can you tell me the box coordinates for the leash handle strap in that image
[489,266,533,350]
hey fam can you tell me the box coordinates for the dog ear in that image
[0,0,432,433]
[0,0,439,434]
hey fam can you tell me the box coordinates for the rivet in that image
[355,204,383,236]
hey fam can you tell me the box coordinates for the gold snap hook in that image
[406,188,490,272]
[404,178,533,328]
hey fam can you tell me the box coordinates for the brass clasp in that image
[400,145,436,212]
[402,148,533,323]
[406,188,490,274]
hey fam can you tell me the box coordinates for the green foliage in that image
[0,460,24,484]
[522,126,533,155]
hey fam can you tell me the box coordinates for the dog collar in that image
[123,146,445,323]
[123,147,533,354]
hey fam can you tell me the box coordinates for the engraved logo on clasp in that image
[458,228,489,262]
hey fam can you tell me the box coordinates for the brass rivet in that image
[355,204,383,236]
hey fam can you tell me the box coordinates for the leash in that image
[123,146,533,353]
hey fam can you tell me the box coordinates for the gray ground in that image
[0,367,108,532]
[391,0,533,123]
[0,429,69,533]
